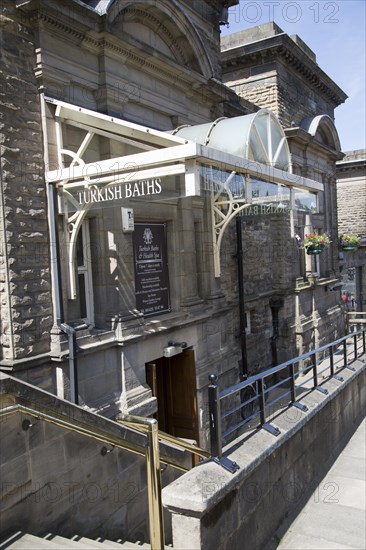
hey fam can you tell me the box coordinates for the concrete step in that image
[48,534,149,549]
[115,541,151,549]
[71,535,119,548]
[44,535,91,548]
[0,533,153,550]
[107,540,151,549]
[95,539,137,548]
[75,537,132,548]
[0,531,161,550]
[0,532,72,549]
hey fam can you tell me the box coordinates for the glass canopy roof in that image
[45,98,323,285]
[173,109,291,171]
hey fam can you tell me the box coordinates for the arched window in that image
[108,1,213,77]
[300,115,342,152]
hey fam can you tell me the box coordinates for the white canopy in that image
[173,109,291,171]
[45,98,323,284]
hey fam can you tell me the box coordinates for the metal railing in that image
[0,394,209,550]
[346,311,366,332]
[208,329,366,472]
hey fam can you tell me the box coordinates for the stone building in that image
[336,149,366,312]
[1,1,347,455]
[221,21,348,361]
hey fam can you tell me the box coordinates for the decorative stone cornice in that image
[27,3,222,101]
[221,34,347,108]
[37,10,85,41]
[336,157,366,174]
[21,1,243,112]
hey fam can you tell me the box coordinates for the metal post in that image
[363,329,366,354]
[290,363,308,411]
[313,352,318,389]
[146,419,165,550]
[61,323,79,405]
[259,377,281,435]
[343,339,348,367]
[329,345,334,376]
[208,374,222,458]
[236,217,248,377]
[289,363,296,403]
[69,330,78,405]
[344,335,356,372]
[258,378,266,426]
[313,352,327,394]
[353,333,358,360]
[329,345,343,382]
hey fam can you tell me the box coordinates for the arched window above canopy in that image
[107,0,213,77]
[301,115,341,152]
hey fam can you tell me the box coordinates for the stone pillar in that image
[177,198,204,308]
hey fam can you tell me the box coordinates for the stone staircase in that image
[0,532,152,549]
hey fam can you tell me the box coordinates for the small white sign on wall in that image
[121,207,134,232]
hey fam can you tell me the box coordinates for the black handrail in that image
[208,329,366,470]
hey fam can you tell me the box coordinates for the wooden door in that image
[146,349,198,442]
[165,349,198,440]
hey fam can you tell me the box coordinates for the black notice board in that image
[133,223,170,317]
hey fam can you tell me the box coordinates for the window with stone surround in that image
[75,220,94,326]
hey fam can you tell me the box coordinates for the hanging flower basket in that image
[304,232,331,255]
[339,234,360,251]
[306,244,325,255]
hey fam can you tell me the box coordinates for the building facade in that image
[1,1,348,451]
[221,21,348,364]
[336,149,366,312]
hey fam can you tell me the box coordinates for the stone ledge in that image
[162,358,366,517]
[0,352,52,371]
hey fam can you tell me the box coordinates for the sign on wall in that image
[133,223,170,317]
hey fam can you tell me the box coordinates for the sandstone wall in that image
[0,1,53,362]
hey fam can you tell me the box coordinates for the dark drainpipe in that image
[269,296,284,372]
[236,217,248,379]
[60,321,87,405]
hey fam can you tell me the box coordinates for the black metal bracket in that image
[22,417,39,431]
[293,401,308,412]
[213,456,240,473]
[262,423,281,436]
[346,365,356,371]
[101,445,115,456]
[333,374,344,382]
[315,386,328,395]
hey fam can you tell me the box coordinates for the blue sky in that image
[221,0,366,152]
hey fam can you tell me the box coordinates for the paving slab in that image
[278,417,366,550]
[278,531,356,550]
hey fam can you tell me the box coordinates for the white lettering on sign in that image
[239,204,288,217]
[77,178,162,205]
